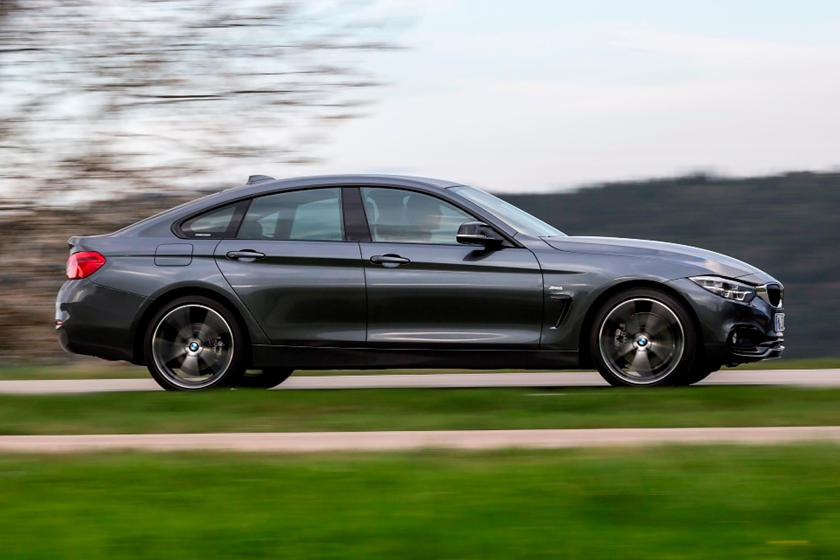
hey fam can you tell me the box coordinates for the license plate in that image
[774,313,785,333]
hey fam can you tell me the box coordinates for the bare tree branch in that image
[0,0,401,202]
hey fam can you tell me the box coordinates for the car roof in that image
[222,174,464,200]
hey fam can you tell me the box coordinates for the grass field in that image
[1,356,839,381]
[1,445,838,559]
[0,386,838,435]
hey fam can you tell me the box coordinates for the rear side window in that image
[180,204,237,238]
[237,188,344,241]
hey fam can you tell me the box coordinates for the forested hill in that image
[502,172,840,358]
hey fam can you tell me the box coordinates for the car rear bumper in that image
[669,278,785,367]
[55,278,147,362]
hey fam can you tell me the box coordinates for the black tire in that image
[589,288,700,387]
[234,368,294,388]
[144,295,246,391]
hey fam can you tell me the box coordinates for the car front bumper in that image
[668,278,785,367]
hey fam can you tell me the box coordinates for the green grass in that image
[1,446,839,559]
[1,356,839,381]
[0,386,839,435]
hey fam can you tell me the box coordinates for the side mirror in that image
[456,221,503,247]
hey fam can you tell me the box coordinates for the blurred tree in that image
[0,0,400,202]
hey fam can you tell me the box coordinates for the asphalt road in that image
[1,426,839,453]
[0,369,839,394]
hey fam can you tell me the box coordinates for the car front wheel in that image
[144,296,246,391]
[590,288,700,387]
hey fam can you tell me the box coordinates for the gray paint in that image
[154,243,193,266]
[215,239,366,345]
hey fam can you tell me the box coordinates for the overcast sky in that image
[292,0,840,192]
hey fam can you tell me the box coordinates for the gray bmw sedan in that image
[56,174,785,390]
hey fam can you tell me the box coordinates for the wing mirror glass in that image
[456,221,504,247]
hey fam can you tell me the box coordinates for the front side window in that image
[361,187,474,244]
[238,188,343,241]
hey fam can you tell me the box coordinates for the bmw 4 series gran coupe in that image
[56,174,785,390]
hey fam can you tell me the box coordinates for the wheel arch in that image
[130,285,257,366]
[577,279,704,368]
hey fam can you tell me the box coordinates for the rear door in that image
[214,187,365,345]
[357,186,543,347]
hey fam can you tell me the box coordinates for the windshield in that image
[450,185,565,237]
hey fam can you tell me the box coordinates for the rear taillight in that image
[66,251,106,279]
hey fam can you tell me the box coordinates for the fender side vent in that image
[550,295,572,329]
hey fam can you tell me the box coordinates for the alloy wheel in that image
[151,304,235,389]
[597,297,685,385]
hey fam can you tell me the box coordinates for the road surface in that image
[0,369,838,394]
[1,426,839,453]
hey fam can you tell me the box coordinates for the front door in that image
[358,187,542,347]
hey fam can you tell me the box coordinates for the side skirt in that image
[251,345,580,370]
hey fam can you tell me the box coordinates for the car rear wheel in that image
[234,368,294,388]
[144,296,245,391]
[590,288,699,387]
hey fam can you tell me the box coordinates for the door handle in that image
[370,254,410,267]
[226,250,265,261]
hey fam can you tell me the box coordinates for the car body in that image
[56,174,785,390]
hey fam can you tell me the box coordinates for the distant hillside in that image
[503,171,840,358]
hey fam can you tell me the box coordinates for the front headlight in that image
[689,275,756,302]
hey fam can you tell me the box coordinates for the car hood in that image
[543,236,768,280]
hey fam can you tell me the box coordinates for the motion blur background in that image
[1,0,838,364]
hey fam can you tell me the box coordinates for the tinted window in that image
[181,204,237,237]
[238,188,343,241]
[361,187,474,244]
